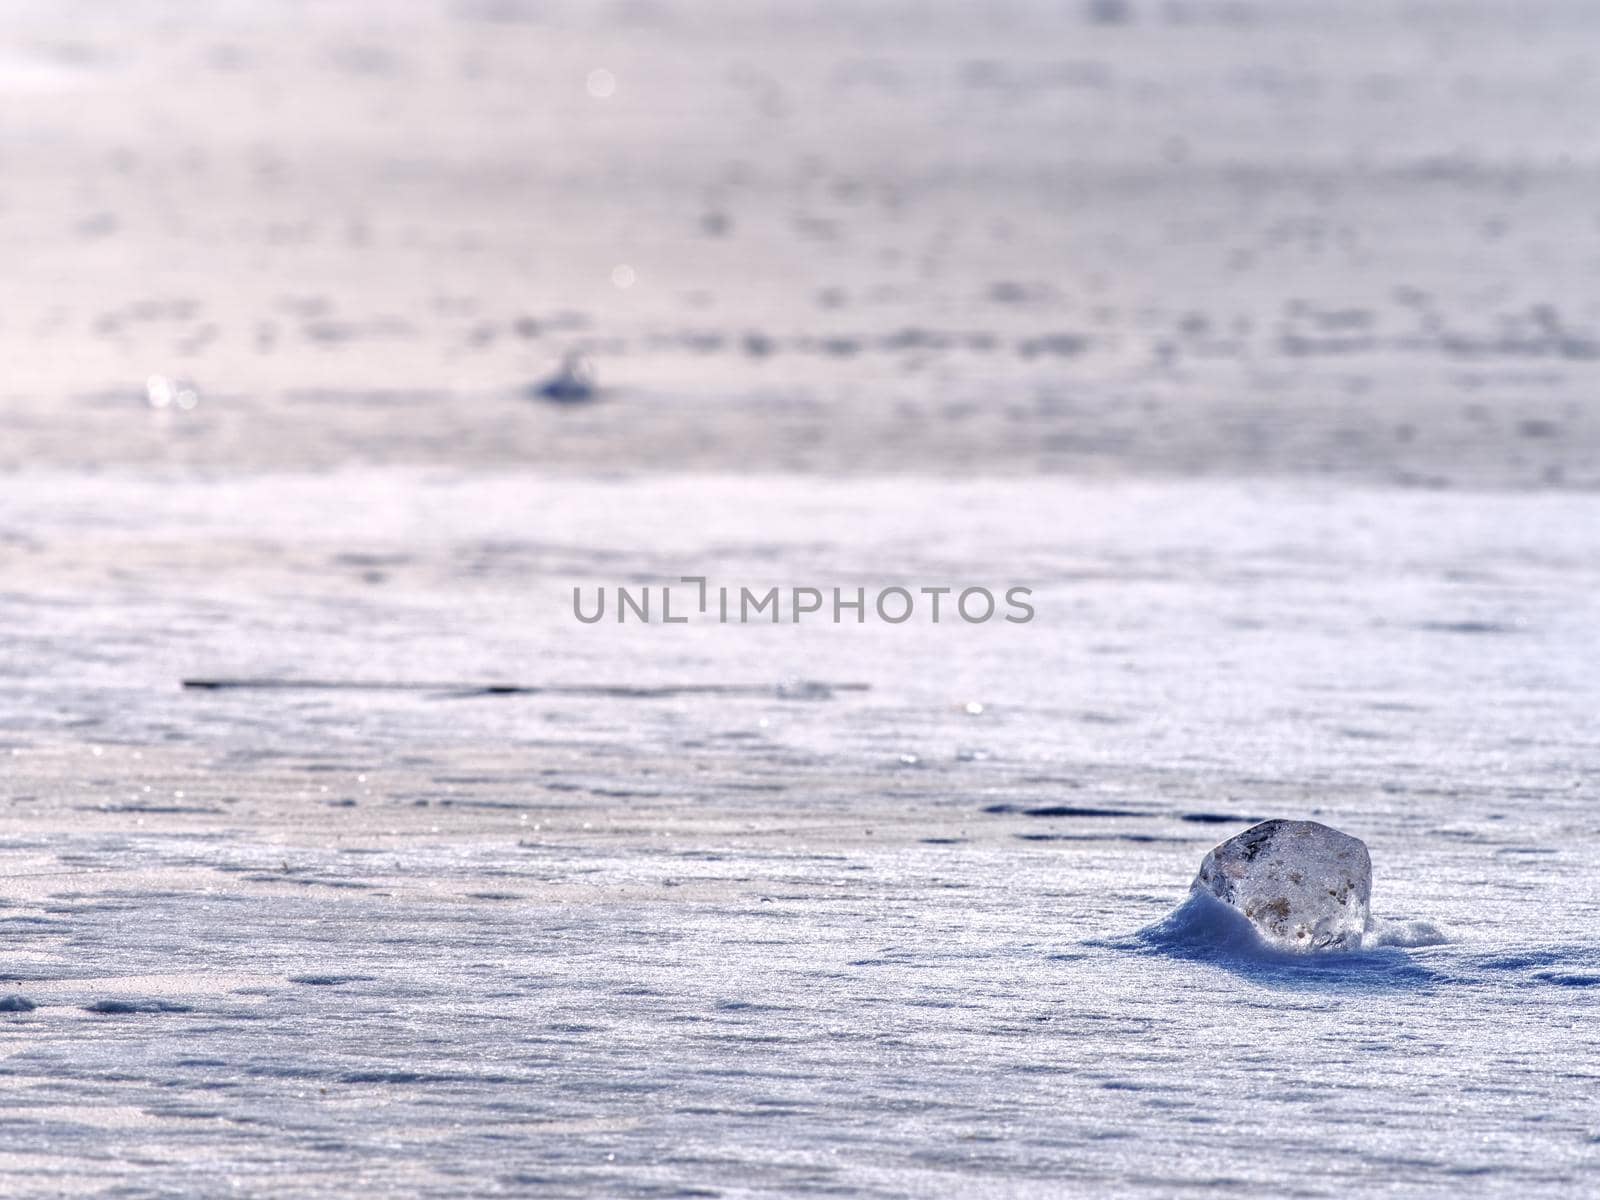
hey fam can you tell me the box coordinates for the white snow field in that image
[2,475,1599,1196]
[3,0,1600,1195]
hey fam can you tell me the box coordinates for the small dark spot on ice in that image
[530,353,597,403]
[1017,833,1186,843]
[1181,812,1262,825]
[715,1000,785,1012]
[1533,971,1600,988]
[94,804,224,815]
[1337,727,1390,741]
[288,975,373,987]
[1416,620,1518,635]
[85,999,192,1014]
[987,280,1038,304]
[984,803,1139,818]
[1074,710,1130,725]
[1016,333,1089,358]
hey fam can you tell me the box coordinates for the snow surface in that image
[1,474,1597,1196]
[4,0,1600,1193]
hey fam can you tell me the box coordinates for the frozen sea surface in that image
[5,0,1600,1193]
[0,473,1597,1196]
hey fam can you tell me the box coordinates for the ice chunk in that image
[1193,819,1371,952]
[532,352,596,403]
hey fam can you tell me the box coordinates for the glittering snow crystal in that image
[1193,819,1371,952]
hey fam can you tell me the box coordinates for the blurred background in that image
[8,0,1600,482]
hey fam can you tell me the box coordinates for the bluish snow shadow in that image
[1097,890,1444,991]
[1101,890,1600,995]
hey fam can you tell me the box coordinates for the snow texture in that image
[5,0,1600,1194]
